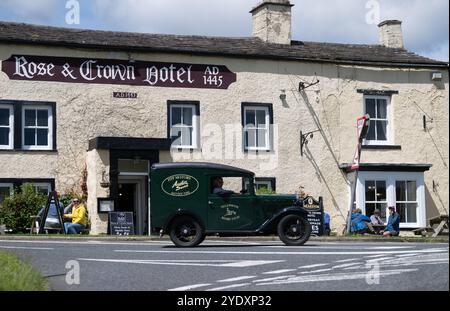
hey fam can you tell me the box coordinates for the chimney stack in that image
[378,20,404,49]
[250,0,294,45]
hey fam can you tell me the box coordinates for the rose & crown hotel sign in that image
[1,55,237,89]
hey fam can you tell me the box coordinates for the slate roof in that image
[0,21,448,68]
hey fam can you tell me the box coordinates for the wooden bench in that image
[429,215,449,238]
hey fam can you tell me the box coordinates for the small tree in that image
[0,184,47,233]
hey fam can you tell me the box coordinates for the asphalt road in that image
[0,238,448,291]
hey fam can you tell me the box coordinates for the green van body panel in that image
[150,162,308,235]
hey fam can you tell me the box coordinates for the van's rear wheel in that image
[169,216,205,247]
[277,214,311,246]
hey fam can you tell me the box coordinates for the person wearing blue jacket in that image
[350,208,374,234]
[382,206,401,237]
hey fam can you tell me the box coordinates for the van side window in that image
[210,176,248,195]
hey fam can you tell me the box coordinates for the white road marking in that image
[331,262,362,269]
[0,245,54,250]
[396,253,420,257]
[219,260,283,267]
[298,263,329,269]
[207,283,251,291]
[253,275,297,283]
[262,269,297,274]
[334,258,360,263]
[366,257,395,262]
[365,254,389,258]
[114,249,447,256]
[77,258,283,268]
[217,276,257,283]
[168,284,212,291]
[300,268,333,274]
[260,245,415,250]
[256,269,418,286]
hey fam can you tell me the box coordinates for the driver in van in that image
[212,177,235,195]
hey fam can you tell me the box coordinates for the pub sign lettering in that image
[1,55,237,89]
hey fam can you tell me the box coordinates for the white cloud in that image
[0,0,60,23]
[0,0,447,61]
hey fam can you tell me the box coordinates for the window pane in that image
[0,128,9,145]
[376,121,387,141]
[376,203,387,222]
[245,129,256,148]
[376,181,386,201]
[397,203,406,222]
[406,203,417,223]
[24,128,35,145]
[365,180,376,201]
[365,203,375,217]
[256,110,267,127]
[376,99,387,119]
[37,129,48,146]
[170,126,182,145]
[171,107,181,126]
[182,108,193,126]
[407,181,417,201]
[34,185,50,195]
[245,109,255,127]
[366,123,376,140]
[25,110,36,126]
[181,127,193,146]
[0,186,12,204]
[396,181,406,201]
[37,110,48,126]
[0,109,9,126]
[365,99,376,118]
[256,129,267,148]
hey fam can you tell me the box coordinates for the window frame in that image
[0,183,14,204]
[0,104,14,150]
[363,95,392,146]
[355,171,425,228]
[167,101,200,150]
[22,105,53,150]
[0,100,57,151]
[242,103,273,152]
[31,182,52,195]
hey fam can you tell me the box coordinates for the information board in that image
[302,196,324,236]
[109,212,135,236]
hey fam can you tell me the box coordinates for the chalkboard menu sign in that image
[109,212,135,236]
[302,196,324,236]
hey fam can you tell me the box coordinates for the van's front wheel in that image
[169,216,205,247]
[277,214,311,246]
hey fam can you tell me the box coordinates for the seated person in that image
[370,209,384,226]
[63,198,88,234]
[212,177,235,195]
[350,208,374,234]
[37,200,65,230]
[381,206,400,237]
[370,209,384,234]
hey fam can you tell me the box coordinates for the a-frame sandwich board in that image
[38,191,65,234]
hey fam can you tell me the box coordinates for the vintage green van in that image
[150,162,311,247]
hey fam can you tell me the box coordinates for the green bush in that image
[0,184,47,233]
[256,187,276,195]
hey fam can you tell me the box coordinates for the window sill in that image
[362,145,401,150]
[0,149,58,154]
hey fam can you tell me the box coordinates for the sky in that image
[0,0,448,61]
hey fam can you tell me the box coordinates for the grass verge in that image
[0,250,49,291]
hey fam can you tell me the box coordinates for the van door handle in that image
[208,201,214,209]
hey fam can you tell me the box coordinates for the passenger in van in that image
[212,177,235,195]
